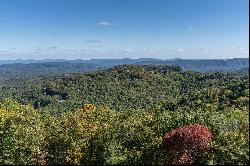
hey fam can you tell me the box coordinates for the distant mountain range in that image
[0,58,248,75]
[0,58,161,65]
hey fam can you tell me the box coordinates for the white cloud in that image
[0,50,8,54]
[80,49,97,52]
[27,51,40,54]
[231,45,236,48]
[178,48,183,52]
[188,26,193,31]
[81,49,89,51]
[48,46,58,50]
[121,49,131,53]
[61,48,76,52]
[97,21,114,27]
[36,48,44,51]
[149,38,158,42]
[85,39,107,43]
[226,45,237,49]
[204,48,209,52]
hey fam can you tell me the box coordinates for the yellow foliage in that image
[0,103,45,165]
[63,105,114,164]
[83,103,96,110]
[66,146,83,165]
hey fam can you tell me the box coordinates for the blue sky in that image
[0,0,249,60]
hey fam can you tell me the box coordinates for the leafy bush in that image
[0,98,45,165]
[163,124,212,165]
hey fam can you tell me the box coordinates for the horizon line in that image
[0,57,249,61]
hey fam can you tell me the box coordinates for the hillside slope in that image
[0,65,248,114]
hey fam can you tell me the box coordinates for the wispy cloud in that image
[85,39,107,43]
[0,50,8,54]
[177,48,184,52]
[48,46,58,50]
[80,48,97,52]
[187,25,193,31]
[36,48,44,51]
[81,49,90,51]
[226,45,237,49]
[149,38,158,42]
[27,51,40,54]
[204,48,209,52]
[231,45,236,48]
[121,49,131,53]
[96,21,114,27]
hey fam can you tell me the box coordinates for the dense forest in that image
[0,63,249,165]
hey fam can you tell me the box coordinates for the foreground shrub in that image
[0,98,45,165]
[163,124,212,165]
[0,98,248,165]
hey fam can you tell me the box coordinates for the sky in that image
[0,0,249,60]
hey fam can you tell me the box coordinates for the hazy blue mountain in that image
[0,58,248,77]
[136,58,249,72]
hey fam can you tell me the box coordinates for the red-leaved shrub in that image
[163,124,212,165]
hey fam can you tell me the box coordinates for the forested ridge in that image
[0,64,249,165]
